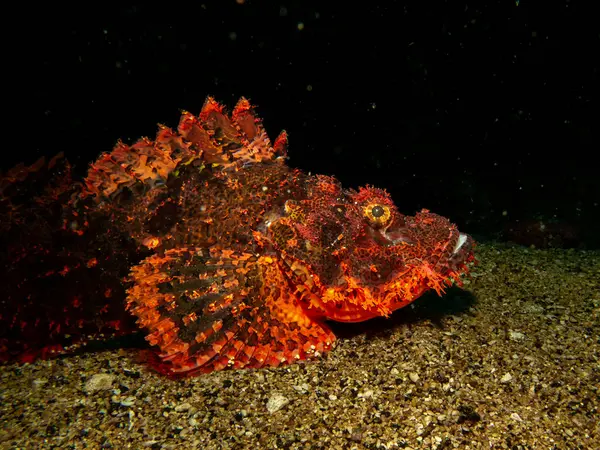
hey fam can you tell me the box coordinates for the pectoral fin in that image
[126,247,335,376]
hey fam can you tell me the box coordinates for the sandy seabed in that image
[1,243,599,449]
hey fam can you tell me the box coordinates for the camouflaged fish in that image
[0,97,474,376]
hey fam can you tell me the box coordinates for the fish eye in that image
[363,203,391,227]
[371,205,385,218]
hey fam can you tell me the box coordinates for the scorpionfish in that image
[0,97,474,376]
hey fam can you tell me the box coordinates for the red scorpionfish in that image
[0,97,474,377]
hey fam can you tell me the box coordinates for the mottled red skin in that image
[0,97,474,376]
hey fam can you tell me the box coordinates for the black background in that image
[8,1,600,247]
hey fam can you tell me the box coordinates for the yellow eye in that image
[363,203,391,227]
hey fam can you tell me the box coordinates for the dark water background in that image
[7,1,599,247]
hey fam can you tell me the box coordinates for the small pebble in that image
[500,373,513,383]
[120,396,136,407]
[266,393,289,413]
[175,402,191,412]
[84,374,115,393]
[509,330,526,341]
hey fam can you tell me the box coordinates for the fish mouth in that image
[453,233,470,255]
[382,227,472,256]
[446,232,475,273]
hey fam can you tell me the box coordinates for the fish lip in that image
[447,232,474,268]
[453,233,469,255]
[381,228,416,246]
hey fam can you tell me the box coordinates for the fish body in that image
[0,97,474,376]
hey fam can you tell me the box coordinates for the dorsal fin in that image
[78,97,287,208]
